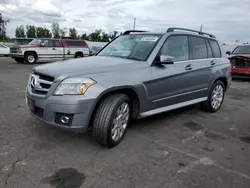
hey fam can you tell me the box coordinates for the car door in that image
[187,36,213,97]
[54,40,64,59]
[148,35,201,109]
[40,39,55,59]
[0,44,8,55]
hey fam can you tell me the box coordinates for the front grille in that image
[10,48,18,53]
[54,113,74,126]
[30,72,55,95]
[231,57,250,68]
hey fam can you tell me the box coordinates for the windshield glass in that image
[98,34,161,61]
[232,46,250,54]
[29,39,41,45]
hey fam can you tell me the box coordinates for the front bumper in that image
[25,87,97,133]
[231,68,250,79]
[10,53,24,58]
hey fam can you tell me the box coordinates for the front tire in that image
[201,80,225,112]
[25,53,37,64]
[92,94,130,148]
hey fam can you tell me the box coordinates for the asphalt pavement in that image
[0,57,250,188]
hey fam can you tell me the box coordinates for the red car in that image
[227,45,250,78]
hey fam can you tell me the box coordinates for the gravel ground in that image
[0,57,250,188]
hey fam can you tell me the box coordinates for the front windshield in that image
[232,46,250,54]
[98,34,161,61]
[29,39,41,45]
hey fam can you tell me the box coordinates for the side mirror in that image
[226,51,231,55]
[40,43,45,46]
[159,55,174,64]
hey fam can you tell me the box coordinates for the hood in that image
[34,56,146,79]
[229,54,250,59]
[10,44,19,49]
[20,44,39,48]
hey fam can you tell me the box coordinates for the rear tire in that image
[201,80,225,112]
[75,52,83,58]
[92,94,130,148]
[25,53,37,64]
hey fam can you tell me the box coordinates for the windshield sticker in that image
[141,37,158,41]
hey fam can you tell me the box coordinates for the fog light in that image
[55,113,74,126]
[61,116,70,124]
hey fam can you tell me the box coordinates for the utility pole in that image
[133,18,136,30]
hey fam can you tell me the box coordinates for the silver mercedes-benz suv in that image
[26,28,231,148]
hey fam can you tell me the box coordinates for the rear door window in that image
[43,40,53,47]
[54,40,61,47]
[209,39,221,58]
[189,36,207,59]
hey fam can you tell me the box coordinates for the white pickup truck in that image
[10,38,90,63]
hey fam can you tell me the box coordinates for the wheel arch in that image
[24,51,38,59]
[211,76,228,91]
[88,86,141,129]
[75,51,84,57]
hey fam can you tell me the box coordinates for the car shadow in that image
[31,104,201,148]
[129,104,200,130]
[232,77,250,82]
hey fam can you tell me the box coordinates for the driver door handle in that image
[210,60,216,65]
[185,64,192,71]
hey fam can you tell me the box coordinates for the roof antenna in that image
[133,18,136,31]
[200,24,203,32]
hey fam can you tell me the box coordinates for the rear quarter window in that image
[209,39,221,58]
[205,39,213,58]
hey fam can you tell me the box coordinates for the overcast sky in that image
[0,0,249,43]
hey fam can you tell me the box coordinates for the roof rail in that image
[61,37,75,39]
[167,27,216,38]
[123,30,148,35]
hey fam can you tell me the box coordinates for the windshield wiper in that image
[126,55,144,61]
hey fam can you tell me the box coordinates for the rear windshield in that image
[232,46,250,54]
[97,34,162,61]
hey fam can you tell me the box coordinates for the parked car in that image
[10,38,90,63]
[26,28,231,148]
[227,45,250,78]
[0,44,10,57]
[89,46,103,56]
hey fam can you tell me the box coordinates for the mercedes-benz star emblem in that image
[30,75,39,88]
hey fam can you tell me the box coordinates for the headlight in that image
[54,78,96,95]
